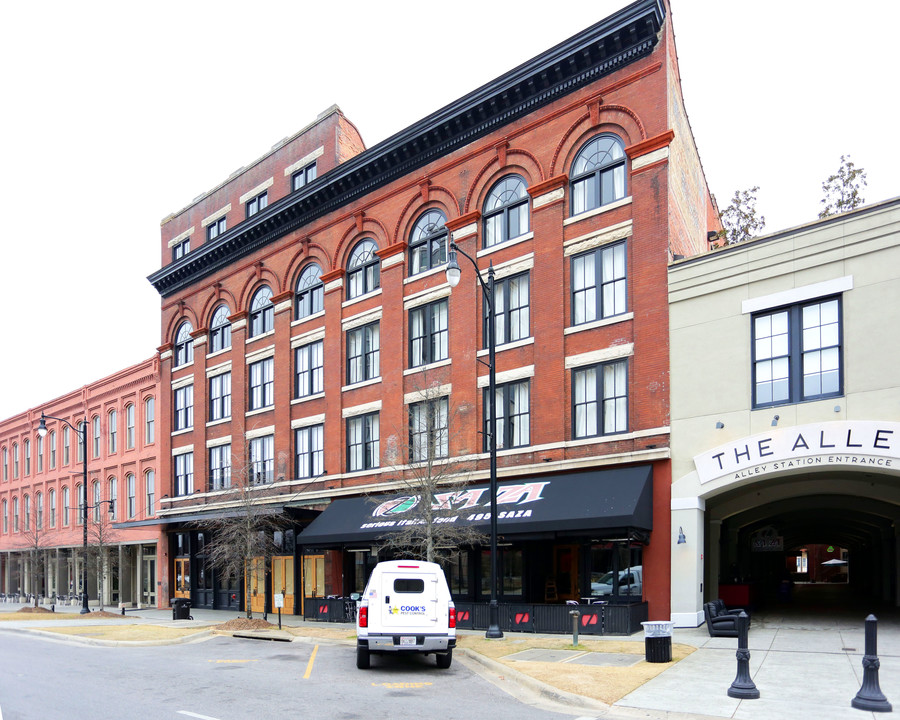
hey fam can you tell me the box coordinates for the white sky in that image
[2,0,898,420]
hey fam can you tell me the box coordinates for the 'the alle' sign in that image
[694,421,900,484]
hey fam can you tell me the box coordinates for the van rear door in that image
[380,566,438,630]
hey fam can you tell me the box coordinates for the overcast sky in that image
[2,0,897,421]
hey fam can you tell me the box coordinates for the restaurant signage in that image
[694,421,900,485]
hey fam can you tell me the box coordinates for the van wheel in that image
[356,646,370,669]
[436,649,452,669]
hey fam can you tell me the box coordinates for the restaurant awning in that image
[298,465,652,547]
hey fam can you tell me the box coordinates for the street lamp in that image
[38,413,114,614]
[446,241,503,639]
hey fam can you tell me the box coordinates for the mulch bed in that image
[217,617,275,631]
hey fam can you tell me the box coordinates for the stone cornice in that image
[147,0,664,298]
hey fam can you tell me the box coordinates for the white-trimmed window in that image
[249,435,274,484]
[127,474,136,519]
[295,425,323,479]
[145,397,155,444]
[209,305,232,353]
[487,272,530,346]
[108,410,118,454]
[62,486,70,526]
[174,321,194,367]
[410,397,449,462]
[249,358,274,410]
[209,372,232,421]
[483,175,529,248]
[209,444,231,490]
[485,380,530,450]
[49,489,56,528]
[92,416,101,458]
[145,470,155,517]
[571,241,627,325]
[108,477,118,520]
[249,286,274,337]
[175,453,194,496]
[125,405,135,449]
[246,190,268,218]
[570,134,626,215]
[174,385,194,431]
[347,240,380,299]
[573,359,628,438]
[347,322,380,384]
[753,296,842,407]
[409,299,448,368]
[347,413,379,472]
[295,341,324,397]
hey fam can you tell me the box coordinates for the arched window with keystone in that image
[483,175,529,248]
[173,321,194,367]
[296,263,324,319]
[347,239,380,299]
[409,209,448,275]
[570,134,627,215]
[249,286,274,337]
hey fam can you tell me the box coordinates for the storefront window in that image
[589,542,643,599]
[442,553,470,597]
[480,548,524,598]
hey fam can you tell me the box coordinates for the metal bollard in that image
[727,611,759,699]
[569,609,580,646]
[851,614,892,712]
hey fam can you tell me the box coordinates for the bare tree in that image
[20,505,48,607]
[193,454,291,619]
[376,374,487,563]
[85,508,120,611]
[819,155,867,218]
[718,186,766,245]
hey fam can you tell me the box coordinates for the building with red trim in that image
[0,358,162,608]
[147,0,720,625]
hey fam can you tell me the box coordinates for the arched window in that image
[347,239,380,299]
[145,469,155,517]
[24,495,30,531]
[49,489,56,528]
[12,497,18,532]
[24,439,30,475]
[209,305,232,353]
[174,321,194,367]
[108,477,117,520]
[570,134,626,215]
[62,486,70,526]
[108,409,117,454]
[483,175,529,248]
[92,481,101,522]
[295,264,324,319]
[92,416,101,458]
[35,492,42,530]
[13,443,19,479]
[144,397,155,444]
[1,499,6,533]
[409,210,448,275]
[125,405,135,449]
[249,286,274,337]
[1,446,6,481]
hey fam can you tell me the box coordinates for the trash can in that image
[641,621,673,663]
[171,597,192,620]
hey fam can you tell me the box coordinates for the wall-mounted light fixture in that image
[677,527,686,544]
[771,415,780,427]
[715,421,724,429]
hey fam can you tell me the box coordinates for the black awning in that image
[298,465,652,547]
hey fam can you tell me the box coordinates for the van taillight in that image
[448,605,456,629]
[359,603,368,628]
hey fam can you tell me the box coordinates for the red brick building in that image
[148,0,719,625]
[0,358,162,608]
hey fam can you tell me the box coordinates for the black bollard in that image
[727,611,759,699]
[851,614,892,712]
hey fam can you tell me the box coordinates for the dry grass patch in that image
[456,634,694,705]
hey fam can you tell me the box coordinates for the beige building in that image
[669,197,900,627]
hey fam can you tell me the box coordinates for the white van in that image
[356,559,456,669]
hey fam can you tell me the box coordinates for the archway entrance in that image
[705,472,899,617]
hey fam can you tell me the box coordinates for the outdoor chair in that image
[704,601,740,637]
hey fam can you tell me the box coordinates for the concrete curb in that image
[460,647,610,714]
[0,626,215,647]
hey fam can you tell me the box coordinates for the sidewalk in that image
[1,601,897,719]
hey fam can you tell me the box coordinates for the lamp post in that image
[446,241,503,639]
[38,413,114,614]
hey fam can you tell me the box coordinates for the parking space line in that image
[178,712,221,720]
[303,644,318,679]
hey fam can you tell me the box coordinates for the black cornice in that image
[148,0,664,297]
